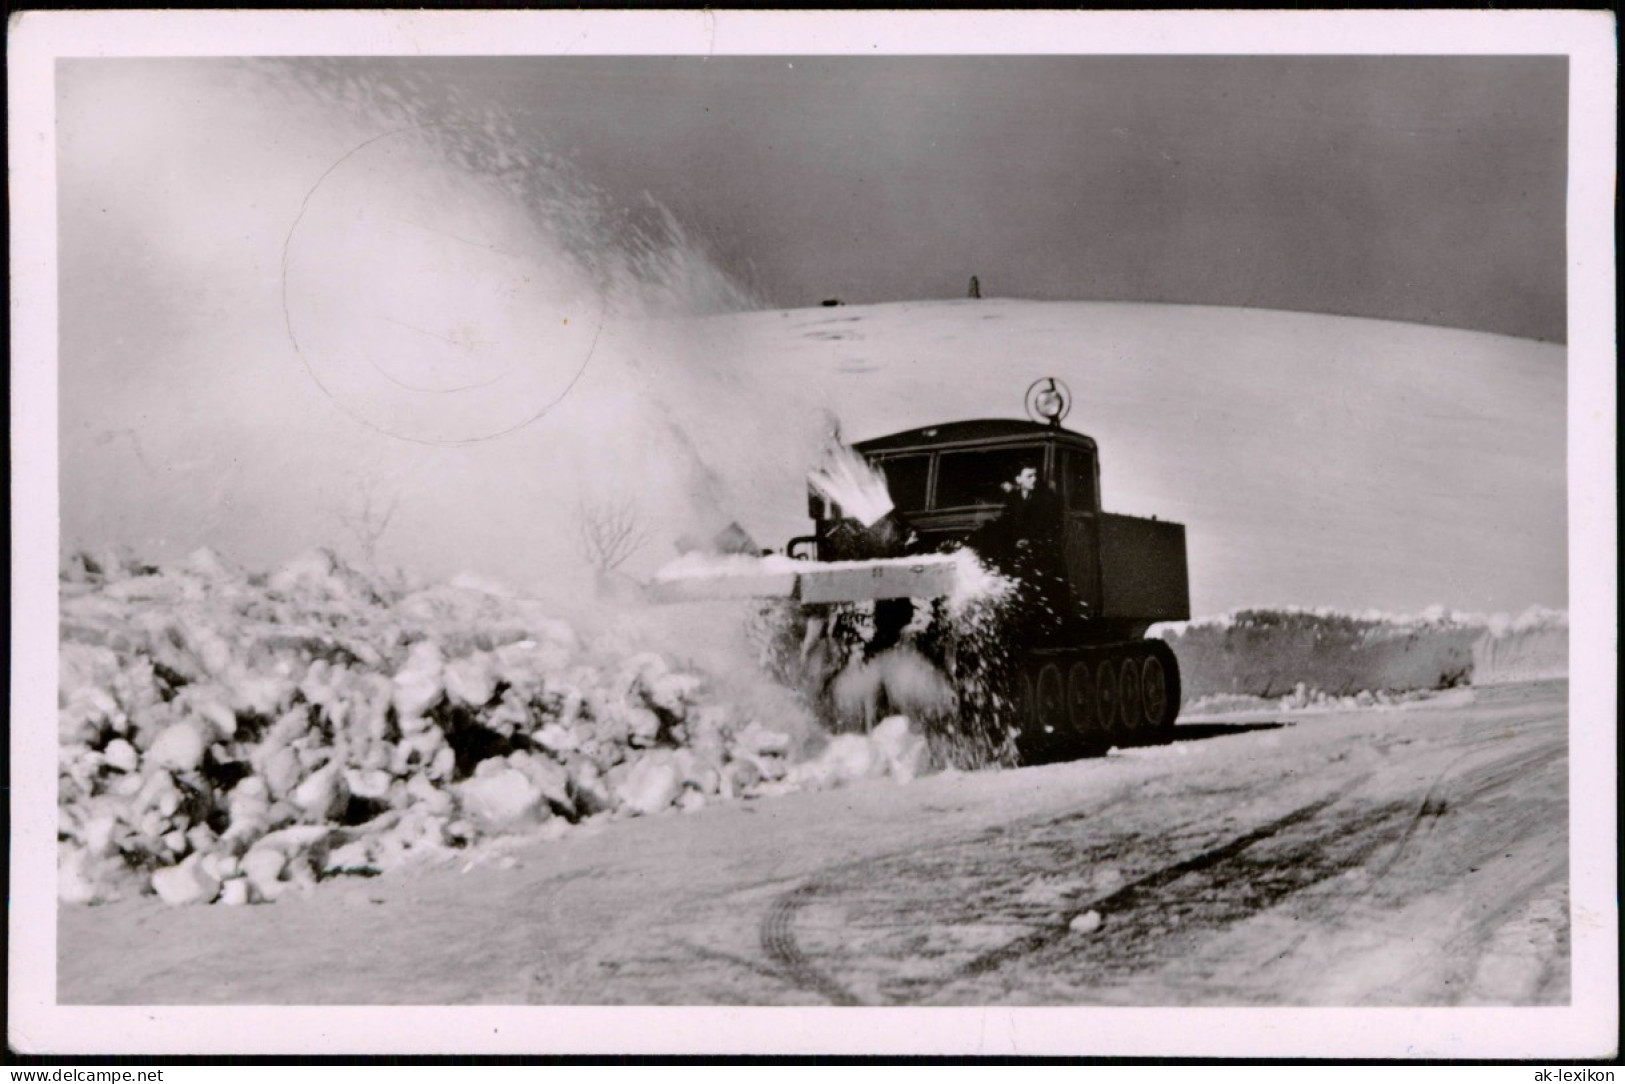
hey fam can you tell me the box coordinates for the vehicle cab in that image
[795,416,1187,638]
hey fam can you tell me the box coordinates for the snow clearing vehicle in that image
[652,379,1190,761]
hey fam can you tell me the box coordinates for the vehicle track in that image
[928,711,1567,1004]
[540,696,1567,1006]
[1318,731,1565,918]
[750,782,1378,1004]
[759,881,864,1006]
[951,795,1342,981]
[746,726,1561,1007]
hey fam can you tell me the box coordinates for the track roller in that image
[1007,640,1183,762]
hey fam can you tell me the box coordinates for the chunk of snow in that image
[392,640,446,719]
[151,854,222,907]
[871,715,930,783]
[1069,910,1104,935]
[454,768,547,830]
[102,738,139,774]
[260,745,304,800]
[719,758,762,801]
[532,722,579,754]
[615,753,684,816]
[814,733,880,786]
[291,762,349,821]
[241,848,288,902]
[643,671,704,715]
[505,750,573,814]
[147,720,210,774]
[444,653,498,707]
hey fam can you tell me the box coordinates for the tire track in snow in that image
[754,781,1374,1005]
[759,880,864,1006]
[554,691,1566,1006]
[1056,711,1570,1005]
[1339,732,1564,911]
[1275,721,1570,1004]
[949,794,1344,983]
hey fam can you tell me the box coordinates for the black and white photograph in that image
[8,10,1616,1059]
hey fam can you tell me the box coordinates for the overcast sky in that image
[414,55,1570,342]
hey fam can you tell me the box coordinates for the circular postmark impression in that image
[281,126,601,445]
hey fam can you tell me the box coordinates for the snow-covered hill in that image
[640,299,1565,617]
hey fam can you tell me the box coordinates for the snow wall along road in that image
[1154,607,1569,705]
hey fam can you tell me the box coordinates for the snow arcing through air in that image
[806,443,894,527]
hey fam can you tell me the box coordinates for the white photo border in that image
[8,9,1616,1058]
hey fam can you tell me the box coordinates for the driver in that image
[970,464,1058,563]
[964,461,1066,637]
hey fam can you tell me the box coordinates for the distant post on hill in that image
[968,276,981,299]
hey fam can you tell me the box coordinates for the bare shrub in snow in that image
[575,496,651,576]
[328,467,402,572]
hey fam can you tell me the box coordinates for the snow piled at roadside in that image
[1471,609,1569,686]
[55,548,927,908]
[1153,606,1568,707]
[57,547,1568,908]
[1158,604,1567,635]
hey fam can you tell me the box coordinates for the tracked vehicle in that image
[795,380,1188,758]
[653,379,1189,761]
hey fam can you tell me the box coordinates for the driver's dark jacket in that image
[965,485,1064,584]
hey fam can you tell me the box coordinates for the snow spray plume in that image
[58,57,766,587]
[808,442,895,527]
[752,549,1022,770]
[917,550,1023,769]
[267,59,768,566]
[270,59,761,321]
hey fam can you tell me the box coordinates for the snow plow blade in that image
[646,553,962,605]
[798,554,961,603]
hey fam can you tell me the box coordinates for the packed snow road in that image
[58,680,1568,1006]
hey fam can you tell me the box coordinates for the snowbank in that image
[56,548,928,907]
[1471,609,1570,686]
[58,544,1569,907]
[1154,606,1568,704]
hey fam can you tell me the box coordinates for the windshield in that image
[873,453,931,514]
[933,445,1045,509]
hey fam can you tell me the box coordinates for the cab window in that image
[934,446,1044,508]
[1061,448,1098,512]
[873,454,931,514]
